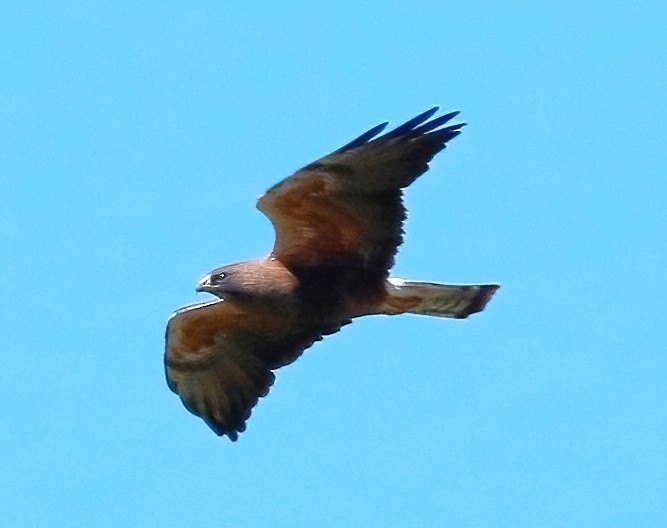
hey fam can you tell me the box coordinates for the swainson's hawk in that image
[165,107,499,440]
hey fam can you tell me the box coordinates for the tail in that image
[379,278,499,319]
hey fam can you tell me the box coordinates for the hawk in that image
[165,107,499,440]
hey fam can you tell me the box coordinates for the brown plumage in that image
[165,107,499,440]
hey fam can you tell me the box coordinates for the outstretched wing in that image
[257,107,465,276]
[165,300,345,440]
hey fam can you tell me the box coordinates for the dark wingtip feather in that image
[432,122,467,142]
[381,107,440,141]
[335,107,464,155]
[412,111,462,135]
[337,121,389,152]
[208,420,240,441]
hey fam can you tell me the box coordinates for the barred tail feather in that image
[381,278,499,319]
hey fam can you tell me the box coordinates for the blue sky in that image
[2,1,666,526]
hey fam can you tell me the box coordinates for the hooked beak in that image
[196,274,213,294]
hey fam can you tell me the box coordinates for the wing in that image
[164,300,346,440]
[257,107,465,276]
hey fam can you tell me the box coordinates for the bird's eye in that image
[210,273,226,285]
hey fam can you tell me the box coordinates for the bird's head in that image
[196,264,240,298]
[196,260,298,300]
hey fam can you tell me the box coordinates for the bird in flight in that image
[165,107,499,440]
